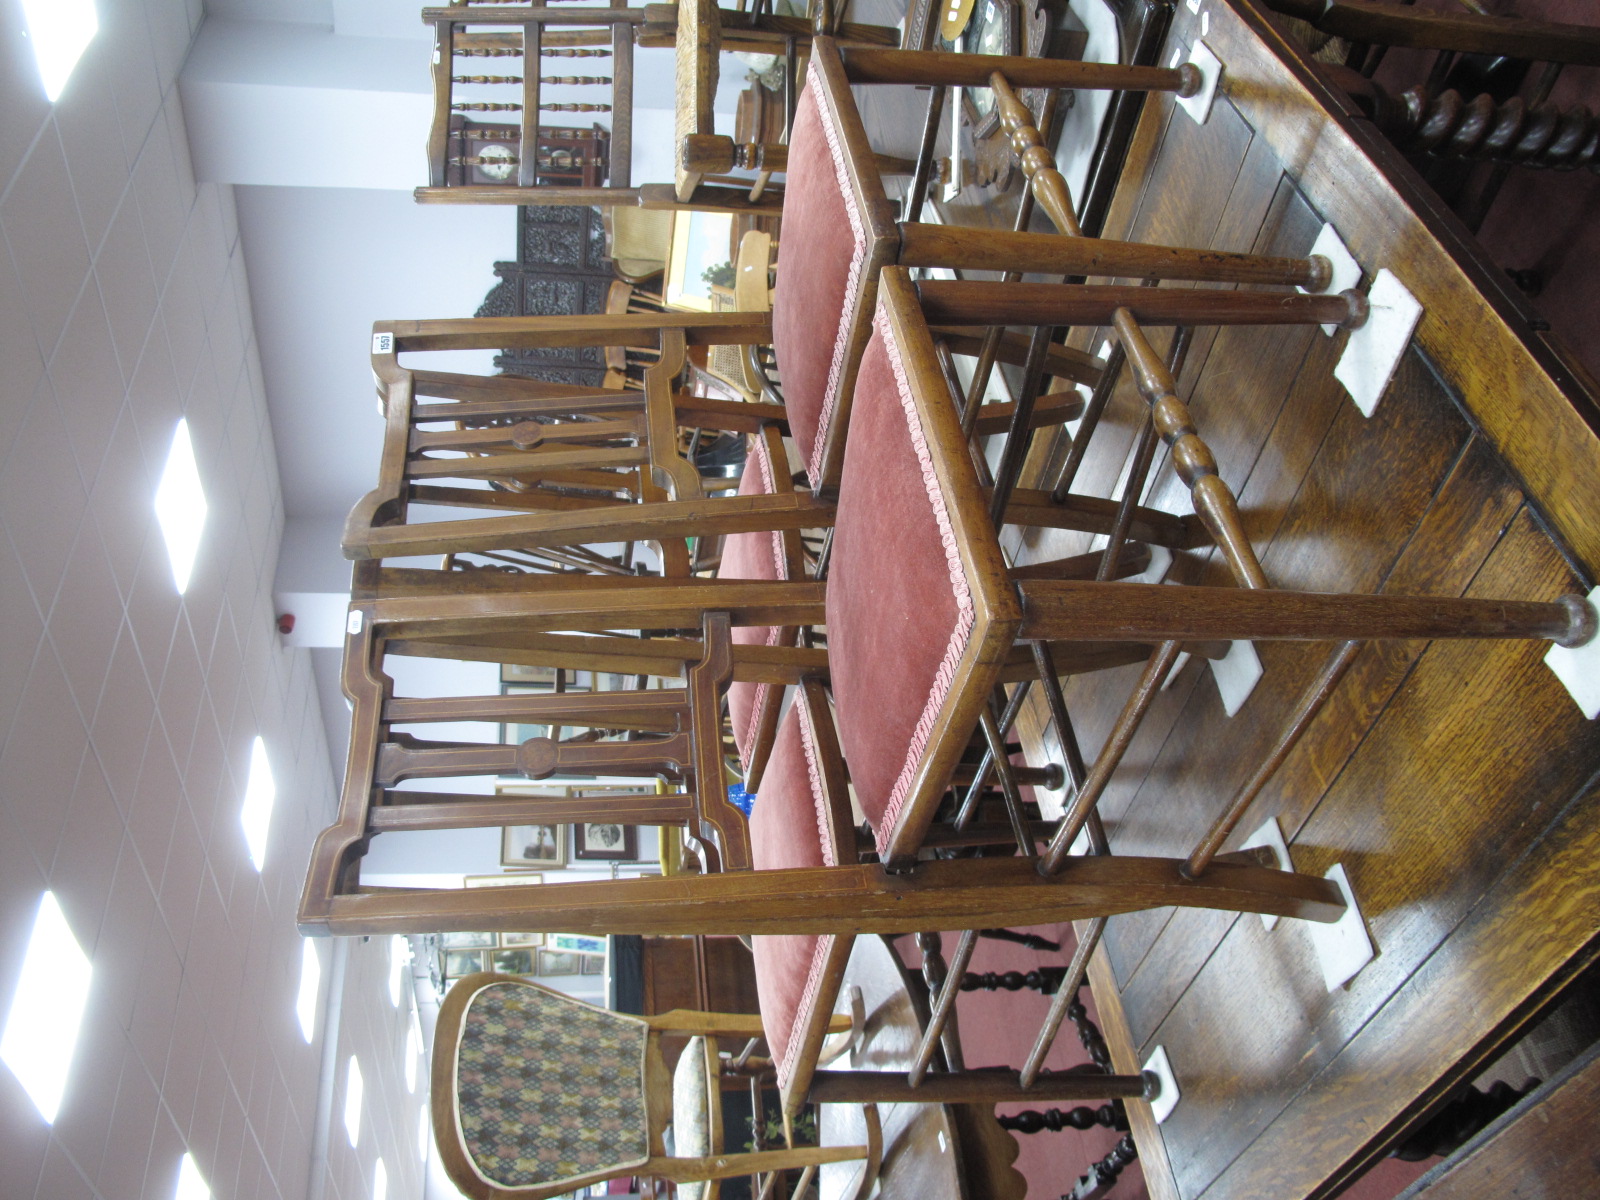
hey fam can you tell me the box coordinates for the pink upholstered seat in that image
[771,64,870,484]
[716,437,792,776]
[749,702,840,1094]
[824,306,976,853]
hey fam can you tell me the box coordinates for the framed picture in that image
[665,210,736,311]
[573,822,639,861]
[491,948,537,976]
[501,663,558,687]
[500,721,554,748]
[441,931,496,950]
[538,950,582,976]
[549,933,606,956]
[501,932,544,949]
[445,949,487,978]
[464,872,543,888]
[580,956,605,975]
[501,823,566,868]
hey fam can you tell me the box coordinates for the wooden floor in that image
[975,2,1600,1197]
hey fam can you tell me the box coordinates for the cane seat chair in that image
[432,972,881,1200]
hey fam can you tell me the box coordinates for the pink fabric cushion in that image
[716,441,788,769]
[825,306,974,854]
[771,65,867,484]
[749,704,837,1091]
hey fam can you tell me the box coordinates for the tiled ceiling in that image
[0,2,424,1198]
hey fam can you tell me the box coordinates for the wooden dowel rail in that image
[916,282,1366,329]
[1015,580,1596,646]
[1020,914,1106,1087]
[1182,639,1363,879]
[383,688,684,729]
[367,791,697,832]
[896,223,1330,287]
[375,311,771,354]
[838,47,1202,94]
[909,929,979,1087]
[810,1066,1153,1105]
[298,854,1351,937]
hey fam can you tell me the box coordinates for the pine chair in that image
[431,972,882,1200]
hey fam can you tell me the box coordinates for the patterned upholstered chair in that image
[431,973,880,1200]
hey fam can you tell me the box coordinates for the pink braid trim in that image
[796,697,837,868]
[738,438,786,766]
[776,933,837,1092]
[808,61,868,483]
[870,306,975,856]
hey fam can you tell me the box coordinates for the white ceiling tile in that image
[0,640,89,859]
[0,377,89,612]
[48,526,125,715]
[31,1138,96,1200]
[0,247,47,462]
[50,34,135,255]
[48,284,129,490]
[129,109,189,289]
[94,1059,161,1199]
[1,123,91,356]
[93,197,161,380]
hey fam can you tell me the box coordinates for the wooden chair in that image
[415,1,899,216]
[836,266,1593,875]
[431,972,881,1200]
[712,36,1343,497]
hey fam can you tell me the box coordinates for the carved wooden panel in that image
[477,205,616,385]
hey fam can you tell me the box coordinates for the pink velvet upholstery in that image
[771,64,867,483]
[749,703,837,1092]
[716,440,787,770]
[825,306,974,854]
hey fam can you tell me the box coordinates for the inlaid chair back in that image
[432,973,881,1200]
[347,316,813,567]
[300,606,756,910]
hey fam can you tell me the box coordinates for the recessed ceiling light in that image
[373,1158,387,1200]
[20,0,98,103]
[0,893,93,1123]
[405,1018,420,1093]
[389,935,409,1007]
[173,1153,211,1200]
[343,1057,364,1147]
[240,737,275,871]
[296,940,322,1043]
[154,420,207,594]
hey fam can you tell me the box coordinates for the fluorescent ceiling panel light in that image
[296,940,321,1043]
[405,1019,419,1093]
[154,420,207,593]
[389,935,408,1007]
[20,0,98,102]
[343,1057,364,1147]
[0,892,93,1123]
[173,1154,211,1200]
[240,737,275,871]
[373,1158,387,1200]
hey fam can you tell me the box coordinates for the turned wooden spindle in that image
[1113,307,1269,591]
[679,133,789,176]
[990,73,1083,237]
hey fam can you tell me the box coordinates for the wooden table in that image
[1003,2,1600,1197]
[815,936,1026,1200]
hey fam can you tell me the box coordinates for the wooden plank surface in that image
[1004,1,1600,1196]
